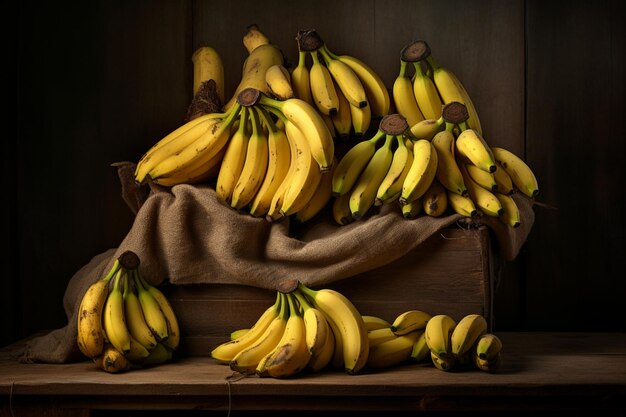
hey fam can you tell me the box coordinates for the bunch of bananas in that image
[290,29,391,140]
[76,251,179,373]
[361,310,503,373]
[331,101,539,227]
[211,280,369,378]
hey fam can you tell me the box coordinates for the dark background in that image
[3,0,625,349]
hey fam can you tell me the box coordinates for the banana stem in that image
[262,103,287,124]
[398,59,409,78]
[286,293,298,318]
[122,270,129,297]
[255,105,278,133]
[102,259,121,283]
[293,289,313,312]
[445,122,456,132]
[458,121,469,131]
[310,50,322,66]
[426,55,441,71]
[318,46,333,66]
[248,104,261,137]
[112,269,124,291]
[297,50,307,67]
[369,129,386,146]
[321,44,339,60]
[297,282,317,302]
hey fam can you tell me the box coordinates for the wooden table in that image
[1,332,625,416]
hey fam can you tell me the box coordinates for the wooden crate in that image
[165,226,496,357]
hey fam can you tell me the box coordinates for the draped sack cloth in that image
[19,162,535,364]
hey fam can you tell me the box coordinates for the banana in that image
[459,162,503,217]
[123,272,157,351]
[309,50,339,116]
[147,104,242,180]
[424,314,457,359]
[473,351,502,372]
[491,146,539,198]
[99,344,130,373]
[153,144,226,187]
[496,192,521,228]
[465,163,498,191]
[493,162,515,195]
[410,331,430,362]
[431,128,467,196]
[192,46,224,102]
[367,330,420,370]
[279,120,322,216]
[475,333,503,361]
[393,59,425,127]
[367,327,397,347]
[230,328,250,340]
[349,101,372,138]
[412,61,443,120]
[293,290,330,355]
[450,314,488,357]
[141,342,174,368]
[223,25,284,111]
[76,260,120,359]
[327,313,346,370]
[298,282,369,375]
[323,45,390,117]
[422,179,448,217]
[431,350,456,372]
[319,46,367,109]
[259,94,334,171]
[332,130,385,196]
[455,128,496,174]
[102,270,131,354]
[295,162,335,223]
[307,318,335,372]
[409,116,445,140]
[249,107,292,217]
[332,192,354,226]
[331,81,353,140]
[402,198,423,219]
[265,64,294,100]
[257,293,311,378]
[215,107,251,203]
[375,135,413,206]
[391,309,432,336]
[349,134,395,219]
[211,293,281,363]
[428,55,482,134]
[400,139,438,205]
[447,191,478,218]
[231,106,270,210]
[125,335,151,362]
[134,113,225,184]
[134,273,169,342]
[137,271,181,351]
[291,50,314,105]
[230,293,288,374]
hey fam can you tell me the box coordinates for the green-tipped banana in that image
[475,333,503,361]
[332,130,385,196]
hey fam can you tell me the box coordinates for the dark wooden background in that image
[3,0,624,349]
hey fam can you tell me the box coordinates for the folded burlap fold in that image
[19,163,535,364]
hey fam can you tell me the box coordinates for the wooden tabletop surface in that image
[1,332,625,413]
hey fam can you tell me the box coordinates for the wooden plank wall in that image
[4,0,625,348]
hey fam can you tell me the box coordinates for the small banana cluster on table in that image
[76,251,180,373]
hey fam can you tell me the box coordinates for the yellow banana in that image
[123,273,158,351]
[475,333,503,361]
[137,271,181,351]
[376,135,413,206]
[99,344,130,373]
[495,192,521,228]
[298,282,369,375]
[211,293,281,363]
[192,46,224,102]
[140,342,174,368]
[331,81,353,140]
[332,192,354,226]
[362,315,391,331]
[135,273,169,342]
[410,331,430,362]
[402,197,423,219]
[152,144,225,187]
[291,50,314,105]
[125,335,150,362]
[257,293,311,378]
[447,190,478,218]
[391,309,432,336]
[259,94,334,171]
[231,106,270,210]
[76,260,119,358]
[400,139,438,205]
[431,128,467,196]
[295,162,335,223]
[459,162,504,217]
[367,330,420,370]
[392,60,424,126]
[428,54,482,134]
[455,127,496,173]
[102,270,131,354]
[349,134,395,219]
[224,25,284,111]
[450,314,488,357]
[409,116,445,140]
[412,61,443,120]
[332,130,385,196]
[230,328,250,340]
[293,290,330,355]
[249,107,292,217]
[424,314,457,359]
[322,44,390,117]
[493,162,515,195]
[215,107,251,203]
[473,351,502,372]
[491,146,539,198]
[367,327,397,347]
[431,350,456,372]
[465,162,498,191]
[265,64,294,100]
[349,101,372,138]
[307,318,335,372]
[319,45,367,109]
[422,178,448,217]
[309,50,339,116]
